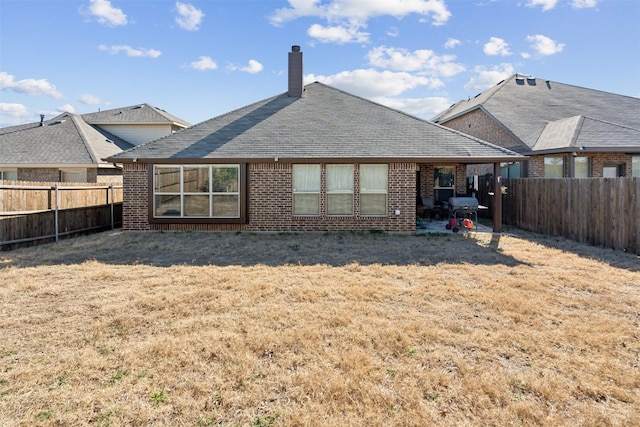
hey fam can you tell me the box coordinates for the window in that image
[60,169,87,183]
[434,166,455,204]
[293,164,320,215]
[544,157,564,178]
[632,156,639,177]
[327,164,354,215]
[360,164,388,216]
[574,157,590,178]
[0,169,17,181]
[153,165,240,218]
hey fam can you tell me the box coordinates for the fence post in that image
[54,183,59,242]
[110,184,114,230]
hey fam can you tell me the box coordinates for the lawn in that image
[0,229,638,426]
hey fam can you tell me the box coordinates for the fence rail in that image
[0,182,123,250]
[477,177,640,255]
[0,180,123,212]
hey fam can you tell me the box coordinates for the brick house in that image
[106,46,525,233]
[432,74,640,178]
[0,104,190,183]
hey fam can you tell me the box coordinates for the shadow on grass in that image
[2,228,637,272]
[1,229,528,269]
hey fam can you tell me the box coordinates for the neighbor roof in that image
[106,82,525,164]
[0,113,134,167]
[432,74,640,153]
[78,103,191,128]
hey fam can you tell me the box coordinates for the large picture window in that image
[293,164,320,215]
[544,157,564,178]
[327,164,354,215]
[360,164,388,216]
[153,165,240,218]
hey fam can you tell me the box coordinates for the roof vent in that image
[40,114,45,126]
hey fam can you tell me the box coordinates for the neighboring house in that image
[0,104,191,183]
[105,46,524,233]
[81,103,191,146]
[432,74,640,178]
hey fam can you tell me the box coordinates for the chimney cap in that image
[291,45,301,52]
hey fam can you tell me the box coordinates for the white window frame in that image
[326,164,354,216]
[544,157,564,178]
[574,157,590,178]
[633,156,640,178]
[60,168,87,183]
[359,164,388,216]
[292,164,321,216]
[153,164,240,219]
[0,169,17,181]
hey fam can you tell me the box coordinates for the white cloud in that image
[308,23,370,44]
[572,0,597,8]
[483,37,511,56]
[79,94,104,105]
[229,59,264,74]
[526,0,558,11]
[305,69,435,98]
[175,2,204,31]
[444,38,460,49]
[0,103,29,118]
[58,104,76,114]
[464,63,515,92]
[81,0,128,26]
[370,96,452,118]
[526,34,565,55]
[271,1,451,45]
[0,72,62,98]
[190,56,218,71]
[367,46,465,77]
[386,27,399,38]
[99,45,162,58]
[240,60,263,74]
[272,0,451,25]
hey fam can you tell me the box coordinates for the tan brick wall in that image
[16,167,99,183]
[528,153,634,178]
[123,162,417,233]
[17,168,60,182]
[442,109,524,152]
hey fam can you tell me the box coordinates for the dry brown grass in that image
[0,228,638,426]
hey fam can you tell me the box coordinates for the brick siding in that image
[16,167,99,183]
[529,153,634,178]
[123,162,417,232]
[441,108,524,152]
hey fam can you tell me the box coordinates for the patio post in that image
[493,162,502,233]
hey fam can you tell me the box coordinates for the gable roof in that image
[0,113,134,167]
[432,74,640,153]
[78,103,191,128]
[106,82,525,164]
[533,115,640,153]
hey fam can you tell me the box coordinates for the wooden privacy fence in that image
[0,180,122,212]
[0,182,123,250]
[477,177,640,255]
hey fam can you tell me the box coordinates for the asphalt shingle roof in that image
[79,103,191,127]
[432,75,640,153]
[107,82,524,163]
[0,113,134,166]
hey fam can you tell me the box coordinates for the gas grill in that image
[445,197,479,233]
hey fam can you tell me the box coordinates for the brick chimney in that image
[288,45,303,97]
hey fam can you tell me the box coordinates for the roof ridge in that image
[67,114,101,164]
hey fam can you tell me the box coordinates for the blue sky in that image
[1,0,639,128]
